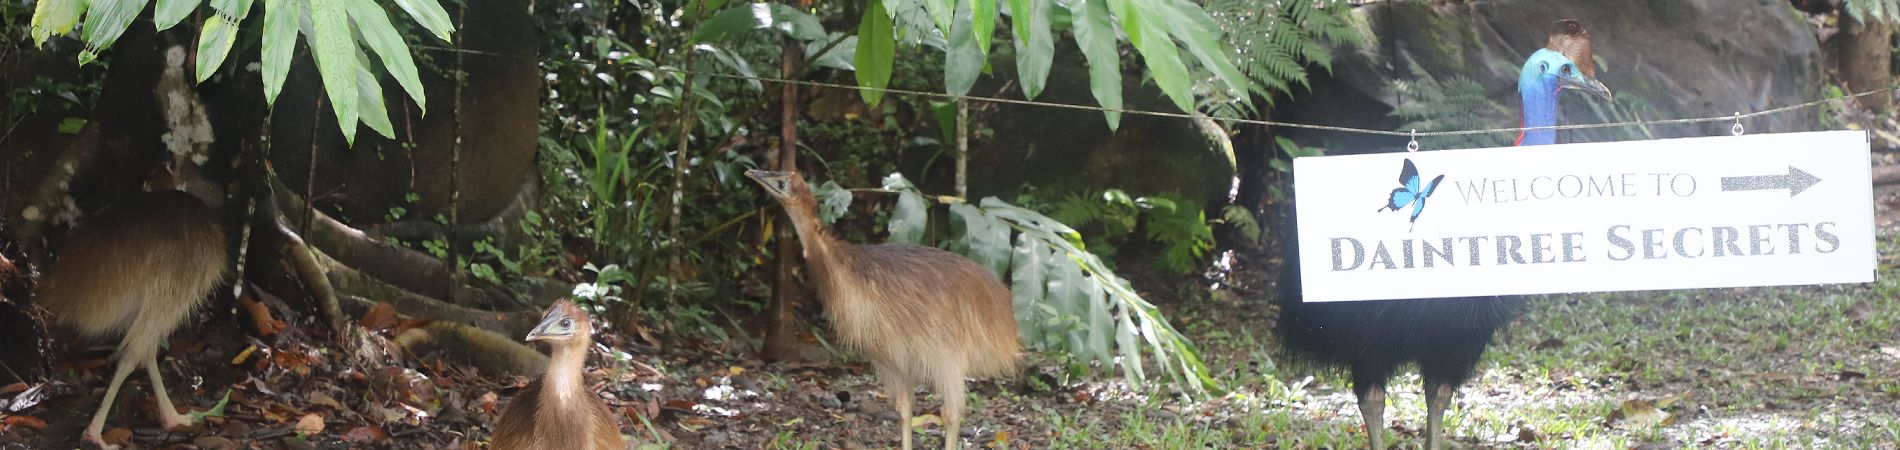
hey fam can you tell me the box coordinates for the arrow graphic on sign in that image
[1721,166,1821,197]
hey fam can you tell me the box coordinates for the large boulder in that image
[1273,0,1824,154]
[935,52,1234,210]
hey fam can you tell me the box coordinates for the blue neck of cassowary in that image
[1517,71,1562,146]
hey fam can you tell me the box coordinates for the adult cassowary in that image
[1274,19,1611,450]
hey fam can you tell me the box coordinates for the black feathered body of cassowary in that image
[1275,19,1611,450]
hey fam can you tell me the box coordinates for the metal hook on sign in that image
[1406,129,1420,152]
[1731,112,1744,136]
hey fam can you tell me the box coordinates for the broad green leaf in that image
[1127,12,1192,113]
[194,0,254,83]
[1005,0,1028,40]
[1066,0,1120,129]
[355,61,395,139]
[949,204,1009,277]
[929,100,956,147]
[260,0,300,105]
[31,0,87,46]
[1046,246,1086,352]
[1086,281,1111,366]
[77,0,144,65]
[57,117,88,134]
[1107,0,1138,46]
[691,3,825,43]
[855,0,895,106]
[1012,0,1052,100]
[347,0,427,113]
[942,1,981,96]
[701,44,762,92]
[805,33,857,71]
[1009,234,1047,343]
[882,173,927,244]
[154,0,203,31]
[309,0,361,145]
[185,389,234,423]
[971,0,995,56]
[390,0,454,42]
[813,181,853,225]
[1154,0,1248,104]
[1116,308,1146,385]
[923,0,952,36]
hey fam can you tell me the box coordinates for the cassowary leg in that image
[935,376,967,450]
[881,370,915,450]
[1353,379,1387,450]
[1423,380,1456,450]
[83,356,140,450]
[145,351,197,429]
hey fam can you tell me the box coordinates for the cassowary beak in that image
[1560,74,1613,102]
[525,307,577,342]
[746,170,795,198]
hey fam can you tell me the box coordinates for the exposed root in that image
[341,296,548,376]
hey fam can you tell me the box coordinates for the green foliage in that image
[1047,189,1214,275]
[883,175,1218,394]
[853,0,1253,129]
[1388,72,1515,150]
[1202,0,1358,118]
[29,0,453,146]
[1844,0,1900,23]
[1218,205,1261,244]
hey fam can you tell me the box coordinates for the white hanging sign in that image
[1293,130,1875,302]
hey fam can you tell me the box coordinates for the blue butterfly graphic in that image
[1376,158,1446,231]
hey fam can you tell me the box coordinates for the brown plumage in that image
[748,170,1022,450]
[34,189,227,449]
[492,300,624,450]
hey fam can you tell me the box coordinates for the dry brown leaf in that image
[345,424,391,443]
[294,412,325,435]
[479,391,499,414]
[104,427,133,446]
[308,391,345,411]
[3,415,47,430]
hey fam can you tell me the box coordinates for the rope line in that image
[408,44,1893,139]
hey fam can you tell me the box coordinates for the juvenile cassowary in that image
[1275,20,1611,450]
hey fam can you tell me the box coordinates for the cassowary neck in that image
[544,339,589,404]
[1517,80,1562,146]
[781,195,839,263]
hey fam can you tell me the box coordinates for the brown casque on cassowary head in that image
[491,300,624,450]
[747,170,1022,450]
[35,189,228,449]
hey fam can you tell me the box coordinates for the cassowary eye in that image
[1560,64,1573,76]
[561,318,573,328]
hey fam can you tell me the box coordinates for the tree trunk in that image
[761,33,805,361]
[1840,15,1893,111]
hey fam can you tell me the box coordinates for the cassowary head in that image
[1518,19,1612,145]
[747,170,816,209]
[1520,19,1612,102]
[526,300,594,344]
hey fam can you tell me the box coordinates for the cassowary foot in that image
[160,408,201,430]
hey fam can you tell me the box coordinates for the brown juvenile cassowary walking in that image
[35,189,228,449]
[748,170,1021,450]
[492,300,624,450]
[1275,19,1611,450]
